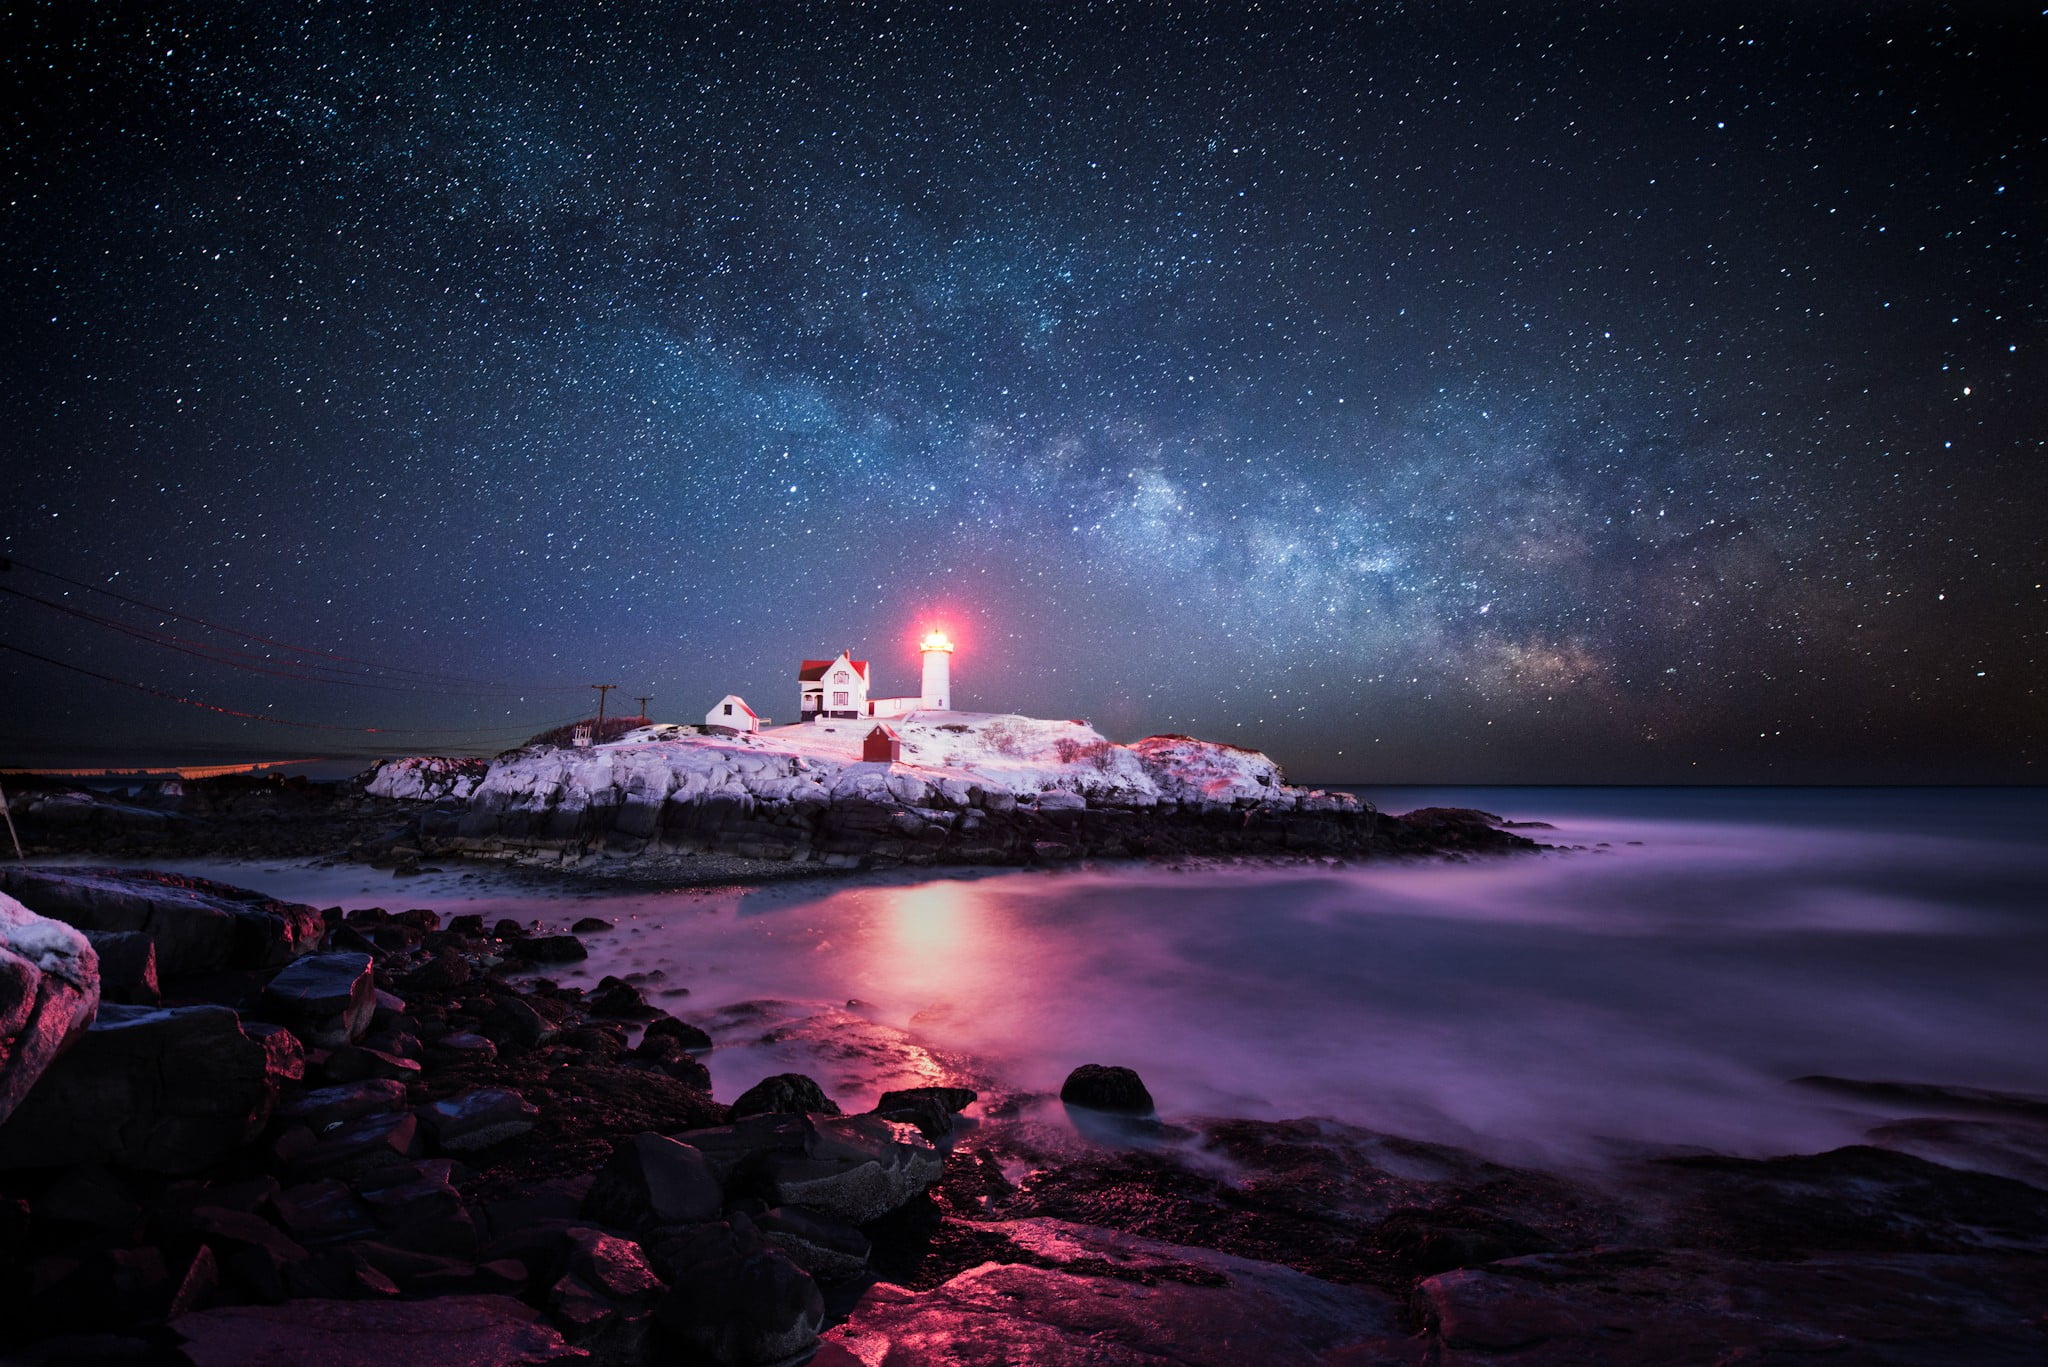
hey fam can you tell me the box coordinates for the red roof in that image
[799,656,868,682]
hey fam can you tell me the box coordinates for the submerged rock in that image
[1059,1064,1155,1116]
[729,1072,840,1121]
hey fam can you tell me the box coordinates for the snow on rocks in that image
[0,892,100,1126]
[362,756,490,802]
[364,712,1402,867]
[460,711,1348,821]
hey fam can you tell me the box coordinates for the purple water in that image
[51,786,2048,1166]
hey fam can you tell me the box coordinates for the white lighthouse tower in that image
[919,628,954,710]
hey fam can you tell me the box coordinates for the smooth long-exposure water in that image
[63,786,2048,1167]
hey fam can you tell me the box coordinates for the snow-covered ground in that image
[451,711,1356,822]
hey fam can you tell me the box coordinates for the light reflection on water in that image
[51,787,2048,1164]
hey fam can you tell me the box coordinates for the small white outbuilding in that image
[705,694,760,734]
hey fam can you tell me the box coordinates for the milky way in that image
[2,3,2040,780]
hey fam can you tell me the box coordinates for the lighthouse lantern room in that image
[919,628,953,710]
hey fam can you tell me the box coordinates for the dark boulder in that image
[663,1246,824,1367]
[586,976,655,1019]
[521,934,588,964]
[285,1109,423,1181]
[258,952,376,1048]
[243,1022,306,1084]
[426,1031,499,1066]
[1059,1064,1155,1116]
[82,930,159,1005]
[580,1132,723,1231]
[876,1085,977,1115]
[277,1079,410,1134]
[417,1087,540,1152]
[273,1179,379,1246]
[753,1115,944,1224]
[484,993,561,1050]
[630,1033,712,1090]
[357,1161,471,1256]
[642,1014,714,1052]
[873,1086,978,1140]
[321,1043,421,1084]
[564,1226,663,1302]
[729,1072,840,1121]
[757,1205,871,1282]
[0,1003,279,1173]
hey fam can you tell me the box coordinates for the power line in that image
[0,583,502,695]
[1,557,587,692]
[0,639,575,737]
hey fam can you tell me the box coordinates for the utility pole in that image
[0,779,22,860]
[590,683,618,737]
[634,695,652,720]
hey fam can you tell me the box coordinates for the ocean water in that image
[48,786,2048,1166]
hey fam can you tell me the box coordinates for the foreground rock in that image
[823,1219,1408,1366]
[173,1293,584,1366]
[1415,1247,2048,1364]
[0,867,321,975]
[0,1002,281,1172]
[8,864,2040,1364]
[0,893,99,1126]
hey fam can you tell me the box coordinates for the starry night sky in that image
[2,2,2041,783]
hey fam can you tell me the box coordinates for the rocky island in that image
[7,712,1538,877]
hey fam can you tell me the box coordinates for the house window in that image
[833,671,849,683]
[723,703,733,716]
[833,691,849,707]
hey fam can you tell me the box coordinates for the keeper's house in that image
[799,652,869,721]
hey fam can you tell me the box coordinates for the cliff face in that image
[392,713,1429,869]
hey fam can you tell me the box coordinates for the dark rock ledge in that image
[6,866,2042,1364]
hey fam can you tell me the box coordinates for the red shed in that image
[863,724,902,763]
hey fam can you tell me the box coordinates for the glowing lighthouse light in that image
[920,628,954,711]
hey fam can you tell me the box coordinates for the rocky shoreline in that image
[0,768,1543,881]
[2,860,2046,1363]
